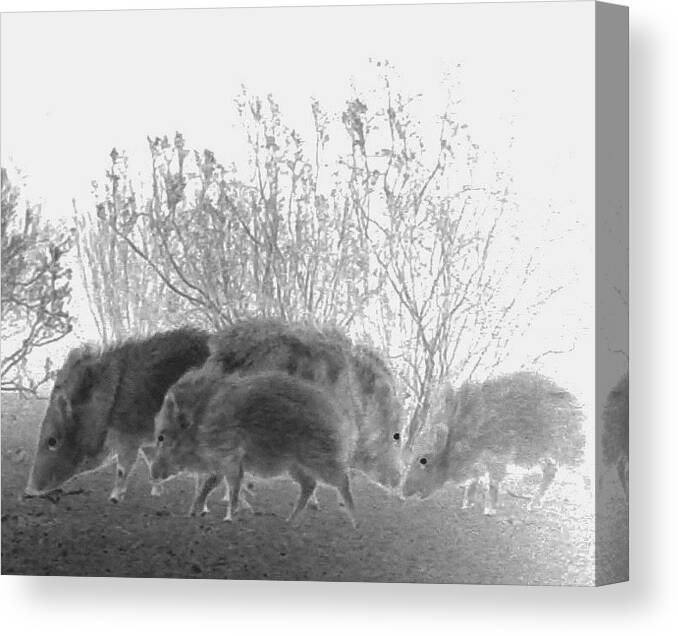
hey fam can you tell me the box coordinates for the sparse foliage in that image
[337,63,566,444]
[79,62,570,446]
[1,167,74,394]
[74,149,171,343]
[96,106,372,331]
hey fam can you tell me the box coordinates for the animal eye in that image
[419,457,428,465]
[47,437,59,451]
[157,434,165,444]
[393,433,400,441]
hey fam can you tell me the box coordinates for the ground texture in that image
[1,395,627,585]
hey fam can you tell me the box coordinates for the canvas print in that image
[0,2,628,585]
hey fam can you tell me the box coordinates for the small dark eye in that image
[393,433,400,441]
[157,434,164,444]
[419,457,427,465]
[47,437,58,451]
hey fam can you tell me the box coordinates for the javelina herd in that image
[24,319,612,528]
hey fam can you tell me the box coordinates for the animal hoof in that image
[483,508,496,516]
[307,500,321,512]
[109,496,119,504]
[150,485,163,497]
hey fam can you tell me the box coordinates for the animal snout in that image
[149,460,168,482]
[382,464,403,490]
[400,480,416,499]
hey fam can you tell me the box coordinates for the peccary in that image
[25,328,210,502]
[402,372,585,514]
[26,319,402,508]
[150,369,357,526]
[206,319,404,491]
[601,373,629,501]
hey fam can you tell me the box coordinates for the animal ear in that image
[165,392,177,415]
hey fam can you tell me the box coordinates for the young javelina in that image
[402,372,585,515]
[150,369,358,527]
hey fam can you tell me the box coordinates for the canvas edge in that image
[594,0,629,587]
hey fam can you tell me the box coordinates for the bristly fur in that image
[59,327,211,433]
[208,318,351,385]
[153,369,357,524]
[205,318,403,489]
[27,327,211,495]
[434,371,585,470]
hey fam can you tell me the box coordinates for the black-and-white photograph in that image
[1,2,628,585]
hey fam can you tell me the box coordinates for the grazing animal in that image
[150,369,357,526]
[25,328,210,502]
[25,319,402,509]
[601,373,629,501]
[204,319,404,495]
[401,372,585,515]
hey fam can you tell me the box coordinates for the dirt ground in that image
[1,394,627,585]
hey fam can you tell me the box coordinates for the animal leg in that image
[287,467,317,525]
[484,480,499,516]
[110,443,140,503]
[221,477,254,511]
[528,458,557,511]
[223,459,244,522]
[336,472,357,529]
[189,473,222,516]
[461,478,478,509]
[317,460,356,528]
[139,446,164,496]
[477,472,498,516]
[307,490,321,511]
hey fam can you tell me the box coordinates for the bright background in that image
[0,0,675,634]
[1,0,598,448]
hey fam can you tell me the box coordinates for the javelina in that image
[601,373,629,501]
[206,319,403,491]
[150,369,357,526]
[25,328,210,502]
[402,372,585,514]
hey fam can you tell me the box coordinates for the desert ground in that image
[1,394,627,585]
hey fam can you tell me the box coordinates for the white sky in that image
[1,3,605,432]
